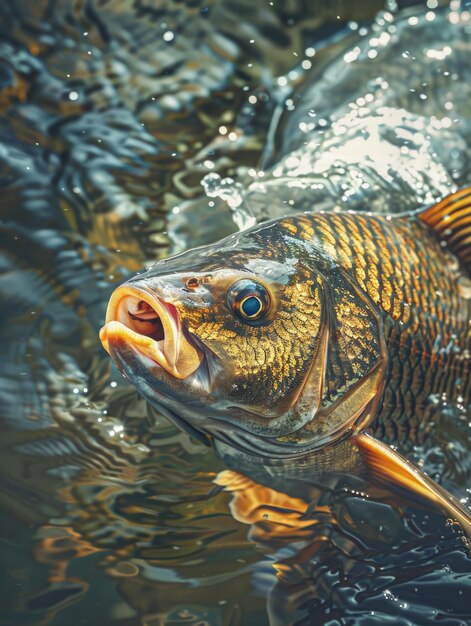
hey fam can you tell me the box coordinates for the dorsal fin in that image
[418,186,471,272]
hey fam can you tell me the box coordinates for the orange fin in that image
[418,186,471,271]
[356,433,471,551]
[215,469,322,542]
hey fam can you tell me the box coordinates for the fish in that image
[100,186,471,540]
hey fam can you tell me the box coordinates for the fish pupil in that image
[241,296,262,317]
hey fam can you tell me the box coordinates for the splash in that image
[201,171,257,231]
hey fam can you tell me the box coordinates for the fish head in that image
[100,218,386,457]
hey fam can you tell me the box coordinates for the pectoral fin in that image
[356,432,471,549]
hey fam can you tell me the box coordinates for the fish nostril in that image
[123,298,165,342]
[185,277,199,290]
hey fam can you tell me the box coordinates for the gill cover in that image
[233,259,389,454]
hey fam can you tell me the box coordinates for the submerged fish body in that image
[101,185,471,537]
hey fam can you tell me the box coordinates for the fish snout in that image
[99,284,202,379]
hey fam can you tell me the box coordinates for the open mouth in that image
[99,285,203,379]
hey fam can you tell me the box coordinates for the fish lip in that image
[99,284,203,380]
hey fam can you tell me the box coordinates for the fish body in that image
[100,187,471,535]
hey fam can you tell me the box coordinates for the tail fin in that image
[418,186,471,272]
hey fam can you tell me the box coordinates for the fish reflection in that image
[216,470,333,544]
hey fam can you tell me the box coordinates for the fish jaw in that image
[99,285,203,380]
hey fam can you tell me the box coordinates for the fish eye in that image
[227,279,270,322]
